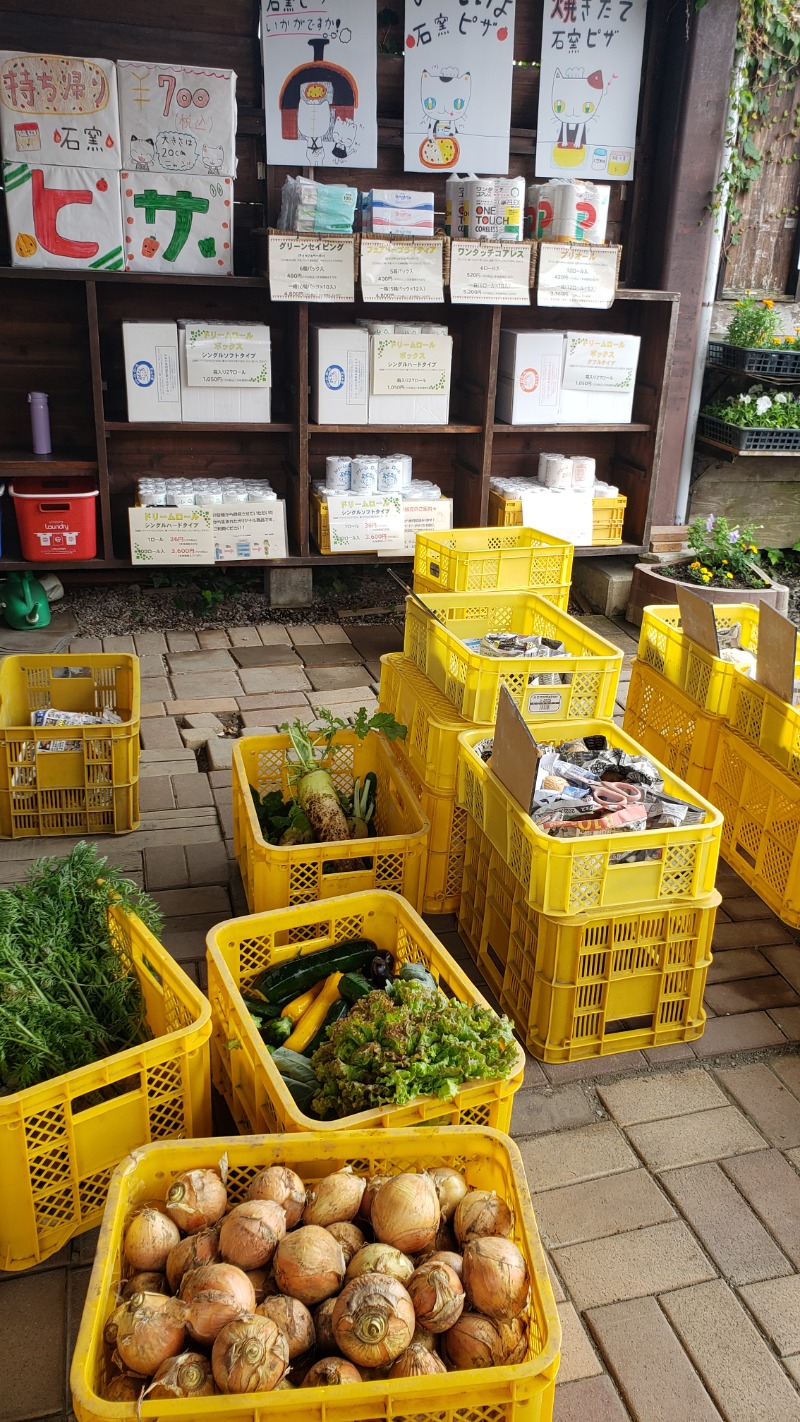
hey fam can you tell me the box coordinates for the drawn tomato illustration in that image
[141,236,160,258]
[15,232,38,258]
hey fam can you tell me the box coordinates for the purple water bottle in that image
[28,391,52,455]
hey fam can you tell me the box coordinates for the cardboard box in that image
[178,328,270,422]
[495,329,564,425]
[558,330,641,424]
[368,392,450,425]
[3,160,124,270]
[310,325,369,425]
[120,170,233,275]
[362,189,434,236]
[368,332,451,424]
[117,60,237,178]
[0,51,122,169]
[123,321,182,422]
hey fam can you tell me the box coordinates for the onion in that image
[165,1169,227,1234]
[115,1293,187,1376]
[219,1200,286,1271]
[212,1312,289,1394]
[390,1343,447,1377]
[332,1275,416,1368]
[121,1271,168,1299]
[425,1250,463,1279]
[124,1208,180,1272]
[429,1167,469,1222]
[441,1313,527,1370]
[454,1190,513,1245]
[314,1297,337,1354]
[257,1295,315,1359]
[166,1225,221,1292]
[248,1165,307,1228]
[358,1174,391,1225]
[246,1268,277,1305]
[275,1377,295,1390]
[148,1352,215,1399]
[408,1260,465,1333]
[304,1167,365,1227]
[462,1237,529,1320]
[104,1373,144,1402]
[326,1220,367,1264]
[181,1262,256,1346]
[106,1291,172,1345]
[346,1242,415,1286]
[303,1358,362,1387]
[371,1174,440,1256]
[412,1323,437,1351]
[273,1225,346,1305]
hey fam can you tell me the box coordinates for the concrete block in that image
[571,557,638,617]
[268,567,313,607]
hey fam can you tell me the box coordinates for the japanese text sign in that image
[185,324,271,387]
[268,232,355,301]
[450,239,533,304]
[537,242,620,307]
[326,493,404,551]
[117,60,238,178]
[360,237,444,303]
[4,160,124,270]
[120,171,233,274]
[0,51,121,170]
[371,334,453,395]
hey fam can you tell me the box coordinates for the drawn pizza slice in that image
[419,135,460,169]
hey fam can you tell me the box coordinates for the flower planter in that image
[697,413,800,454]
[707,340,800,379]
[626,560,788,627]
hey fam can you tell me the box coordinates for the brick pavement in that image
[3,614,800,1420]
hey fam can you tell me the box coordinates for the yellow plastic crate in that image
[458,720,723,915]
[0,904,211,1272]
[413,526,573,604]
[710,724,800,928]
[458,820,493,963]
[390,746,468,914]
[70,1128,561,1422]
[0,653,140,837]
[404,589,622,724]
[728,671,800,782]
[636,603,800,715]
[488,489,627,545]
[207,891,525,1136]
[378,651,474,795]
[498,875,716,1063]
[623,658,722,798]
[232,730,429,912]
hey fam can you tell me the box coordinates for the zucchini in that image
[243,994,282,1023]
[304,998,349,1056]
[284,973,342,1053]
[260,1015,293,1048]
[251,938,379,1007]
[398,962,438,993]
[270,1047,318,1114]
[339,972,373,1005]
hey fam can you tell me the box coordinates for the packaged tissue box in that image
[362,189,434,237]
[495,330,565,425]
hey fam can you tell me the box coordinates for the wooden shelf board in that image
[493,423,651,434]
[0,267,267,289]
[696,436,800,460]
[0,452,98,474]
[308,424,482,435]
[104,421,293,433]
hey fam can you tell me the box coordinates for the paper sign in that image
[536,0,647,181]
[0,52,121,170]
[537,243,620,309]
[262,0,377,168]
[3,160,124,270]
[212,502,287,561]
[360,238,444,303]
[120,170,233,274]
[371,335,452,396]
[268,232,354,301]
[185,324,271,387]
[490,686,540,815]
[756,603,797,704]
[561,331,639,394]
[117,60,237,178]
[378,498,454,557]
[450,239,533,305]
[521,486,592,547]
[676,587,720,657]
[129,506,215,565]
[326,493,404,551]
[403,0,517,174]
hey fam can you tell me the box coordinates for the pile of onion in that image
[103,1160,530,1400]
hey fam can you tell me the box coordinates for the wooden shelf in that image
[493,423,651,434]
[0,451,98,475]
[308,424,482,436]
[0,267,267,289]
[696,436,800,461]
[104,422,293,433]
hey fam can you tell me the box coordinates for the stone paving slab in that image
[586,1296,724,1422]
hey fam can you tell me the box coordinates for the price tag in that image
[212,503,287,561]
[537,243,621,309]
[450,240,533,305]
[360,238,444,303]
[371,334,452,395]
[129,506,215,565]
[378,498,454,557]
[268,233,355,302]
[326,494,405,551]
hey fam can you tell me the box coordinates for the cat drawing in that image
[129,135,155,171]
[202,144,224,175]
[329,117,357,164]
[420,68,471,138]
[551,69,604,150]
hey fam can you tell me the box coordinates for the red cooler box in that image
[10,478,99,561]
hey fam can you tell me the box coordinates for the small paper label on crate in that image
[450,240,532,305]
[268,233,354,302]
[525,691,565,715]
[377,498,454,556]
[537,244,620,309]
[361,238,444,304]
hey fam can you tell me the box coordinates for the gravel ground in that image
[56,567,408,638]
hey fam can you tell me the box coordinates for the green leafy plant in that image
[762,540,800,570]
[673,512,767,589]
[703,385,800,427]
[724,293,783,346]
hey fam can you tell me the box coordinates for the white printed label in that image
[526,691,565,715]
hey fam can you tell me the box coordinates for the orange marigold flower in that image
[763,299,775,309]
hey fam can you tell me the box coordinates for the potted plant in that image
[698,384,800,453]
[708,294,800,377]
[627,513,789,625]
